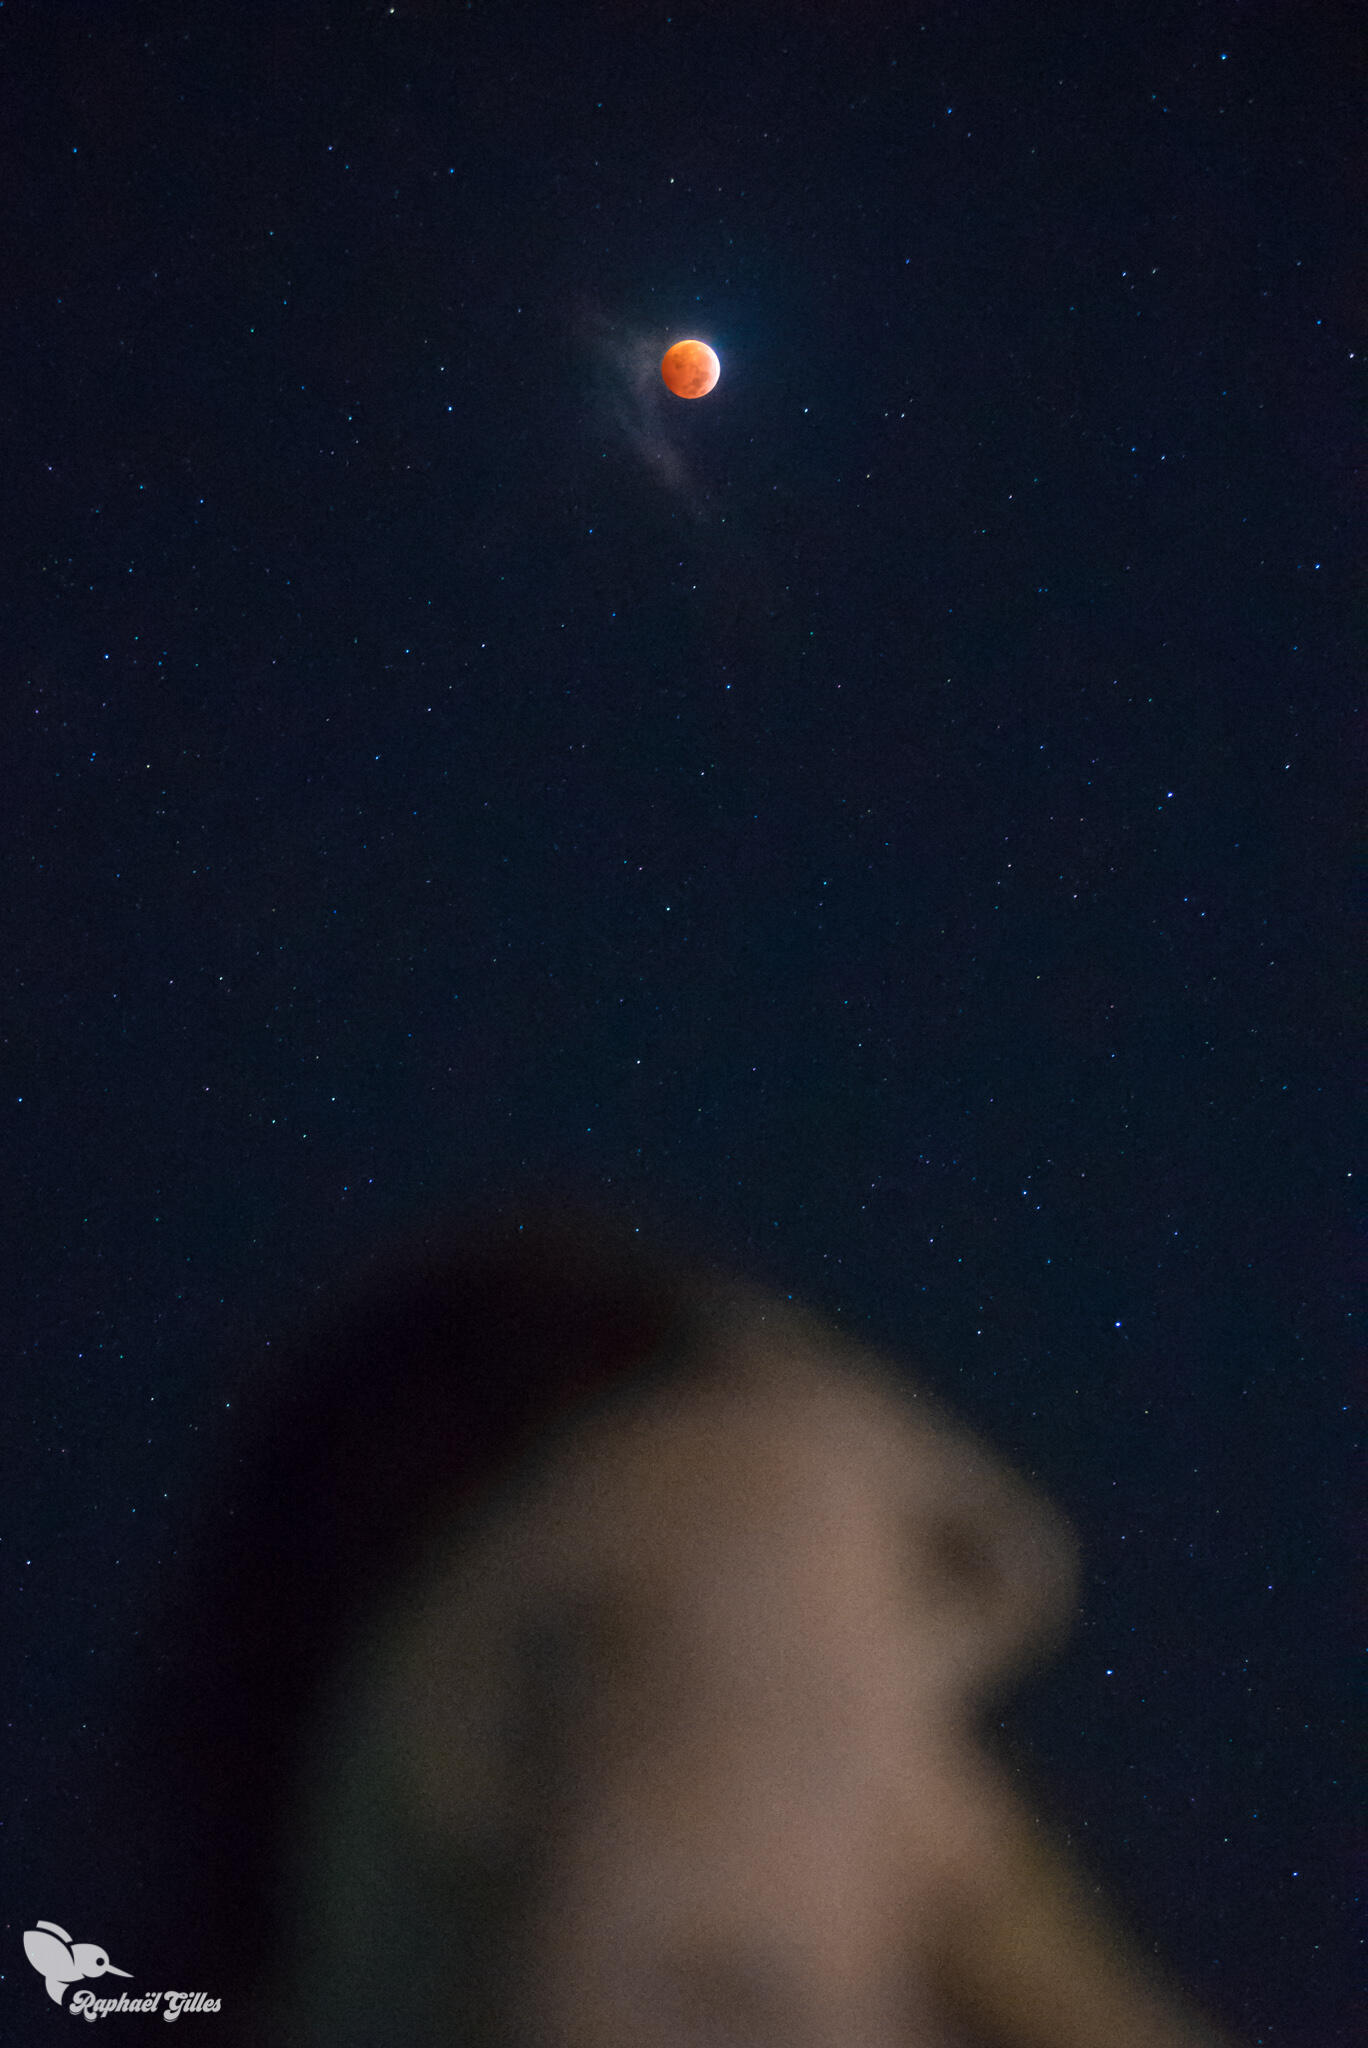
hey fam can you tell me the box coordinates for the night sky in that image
[6,3,1358,2043]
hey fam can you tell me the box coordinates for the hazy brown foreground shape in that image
[125,1202,1243,2047]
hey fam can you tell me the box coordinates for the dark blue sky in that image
[6,3,1358,2042]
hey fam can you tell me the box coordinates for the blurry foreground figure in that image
[127,1204,1238,2046]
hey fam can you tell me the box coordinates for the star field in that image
[6,4,1357,2042]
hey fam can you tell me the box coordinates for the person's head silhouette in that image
[111,1200,1235,2047]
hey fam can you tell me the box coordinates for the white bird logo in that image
[23,1920,132,2006]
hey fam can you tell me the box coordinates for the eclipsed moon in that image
[660,338,720,399]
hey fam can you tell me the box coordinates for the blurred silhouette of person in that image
[111,1197,1239,2046]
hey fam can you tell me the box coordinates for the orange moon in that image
[660,338,720,399]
